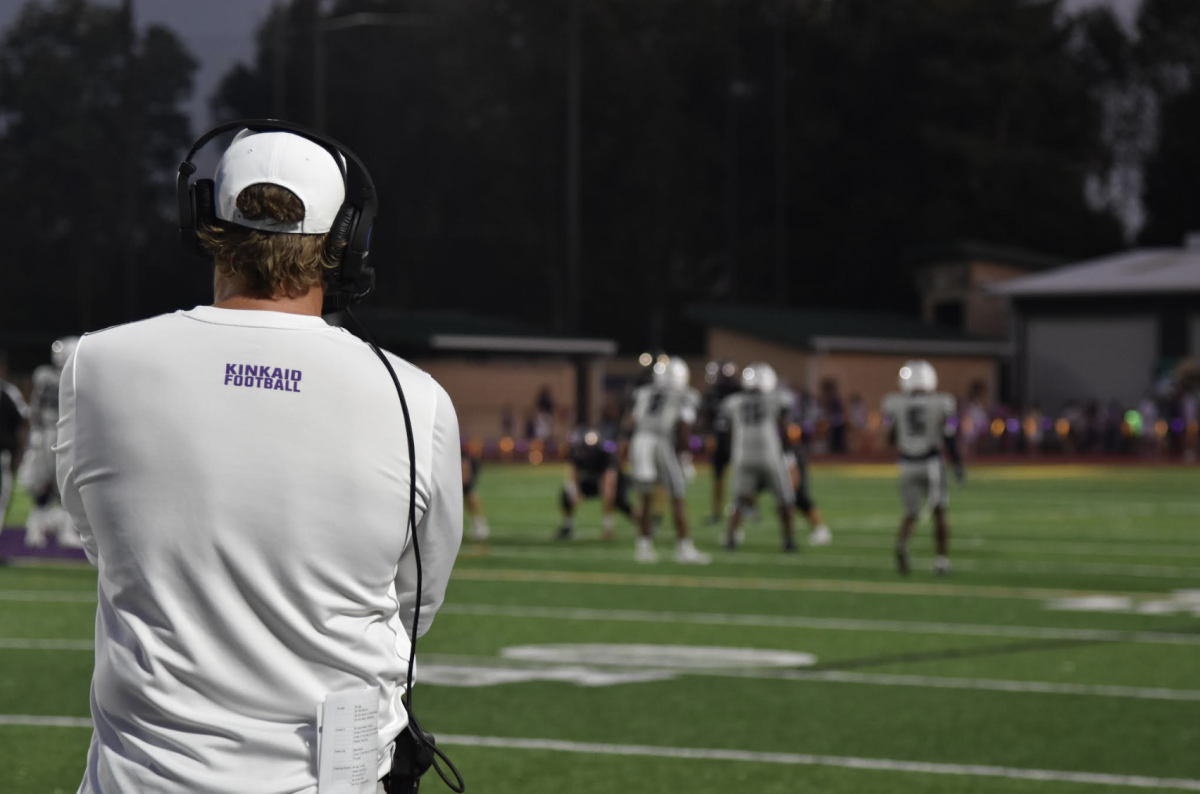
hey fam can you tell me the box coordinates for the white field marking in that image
[418,652,1200,703]
[802,532,1200,560]
[436,735,1200,791]
[488,515,1200,548]
[0,638,92,650]
[3,717,1195,790]
[7,711,1196,792]
[0,589,95,603]
[0,715,91,728]
[0,571,1177,606]
[769,670,1200,703]
[460,545,1200,580]
[822,519,1200,544]
[441,603,1200,646]
[500,643,817,669]
[451,567,1176,601]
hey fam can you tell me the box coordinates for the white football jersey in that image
[29,364,61,433]
[631,384,700,439]
[882,391,958,458]
[721,388,793,464]
[55,306,463,794]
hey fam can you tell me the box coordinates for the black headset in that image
[177,118,377,315]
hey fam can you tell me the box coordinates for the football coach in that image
[54,122,463,793]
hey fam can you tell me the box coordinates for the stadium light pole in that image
[272,0,286,118]
[565,0,582,336]
[312,6,439,132]
[120,0,139,324]
[773,0,789,306]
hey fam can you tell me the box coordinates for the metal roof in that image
[346,308,617,356]
[990,242,1200,298]
[687,305,1011,356]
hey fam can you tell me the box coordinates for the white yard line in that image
[451,567,1177,601]
[770,670,1200,703]
[0,589,95,603]
[0,638,91,650]
[437,735,1200,790]
[440,603,1200,646]
[0,714,91,727]
[3,718,1196,789]
[462,546,1200,580]
[819,534,1200,560]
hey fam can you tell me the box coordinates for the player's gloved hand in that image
[679,451,697,482]
[954,463,966,484]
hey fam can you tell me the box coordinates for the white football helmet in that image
[651,355,671,385]
[668,358,690,390]
[742,362,778,392]
[899,360,937,393]
[51,336,79,370]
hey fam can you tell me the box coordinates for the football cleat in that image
[635,538,659,563]
[675,540,711,565]
[809,525,832,547]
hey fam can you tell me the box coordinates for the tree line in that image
[1,0,1198,351]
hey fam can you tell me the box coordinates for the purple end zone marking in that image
[0,528,89,560]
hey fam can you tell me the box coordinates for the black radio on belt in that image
[383,724,439,793]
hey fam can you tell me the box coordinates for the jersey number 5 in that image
[906,405,928,436]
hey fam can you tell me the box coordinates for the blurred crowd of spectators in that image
[794,377,1200,462]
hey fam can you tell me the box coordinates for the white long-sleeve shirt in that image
[54,306,463,794]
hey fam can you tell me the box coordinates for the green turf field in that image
[2,463,1199,793]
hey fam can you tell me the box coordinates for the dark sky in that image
[0,0,1143,132]
[0,0,277,127]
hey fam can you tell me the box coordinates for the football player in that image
[557,426,635,541]
[702,360,740,524]
[882,360,964,576]
[19,337,79,547]
[720,362,800,551]
[628,356,709,564]
[462,450,490,541]
[0,353,29,528]
[780,411,832,546]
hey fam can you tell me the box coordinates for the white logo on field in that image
[1047,590,1200,617]
[501,644,817,669]
[420,644,818,689]
[419,665,675,688]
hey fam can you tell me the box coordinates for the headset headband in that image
[177,119,379,312]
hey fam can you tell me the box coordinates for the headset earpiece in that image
[178,119,379,312]
[190,179,216,255]
[325,204,357,264]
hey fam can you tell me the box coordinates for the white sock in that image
[677,537,696,552]
[474,517,489,533]
[602,515,614,532]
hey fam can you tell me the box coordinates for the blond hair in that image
[197,183,344,299]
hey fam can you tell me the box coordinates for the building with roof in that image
[687,305,1010,413]
[911,241,1064,338]
[349,308,617,441]
[991,235,1200,411]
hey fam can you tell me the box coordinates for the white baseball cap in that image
[214,129,346,234]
